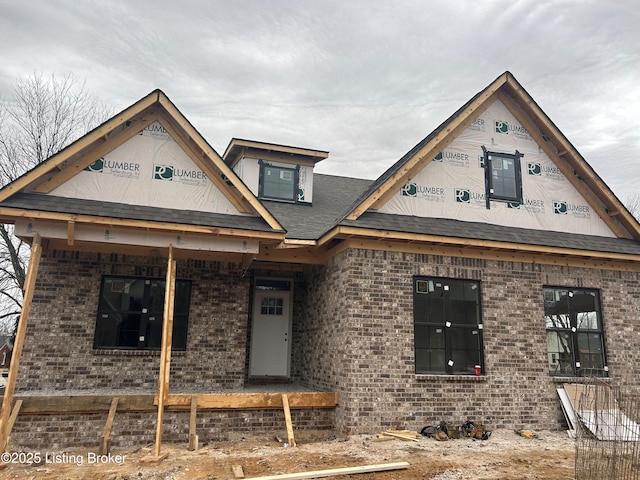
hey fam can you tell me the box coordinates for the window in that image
[259,161,298,202]
[413,277,484,375]
[482,147,523,205]
[93,276,191,351]
[544,287,607,376]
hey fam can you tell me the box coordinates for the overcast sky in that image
[1,0,638,203]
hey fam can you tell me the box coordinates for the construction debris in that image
[514,430,538,439]
[232,464,245,478]
[558,383,640,441]
[376,430,420,442]
[420,420,491,441]
[244,461,410,479]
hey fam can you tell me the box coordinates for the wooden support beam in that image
[0,234,42,452]
[67,220,75,246]
[153,245,177,458]
[243,462,410,480]
[4,400,23,450]
[157,392,339,410]
[13,391,338,415]
[0,207,285,242]
[282,394,296,447]
[0,93,160,203]
[15,394,154,414]
[188,396,198,451]
[98,397,119,455]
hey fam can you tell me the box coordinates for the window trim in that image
[258,160,299,202]
[544,286,608,377]
[413,276,484,375]
[482,146,523,207]
[93,275,191,351]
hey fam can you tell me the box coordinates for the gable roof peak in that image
[340,71,640,241]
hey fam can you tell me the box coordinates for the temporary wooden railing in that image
[0,234,42,453]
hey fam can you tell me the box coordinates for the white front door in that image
[249,289,291,376]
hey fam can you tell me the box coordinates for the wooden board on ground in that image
[244,461,410,479]
[232,464,245,478]
[380,430,419,442]
[139,452,169,466]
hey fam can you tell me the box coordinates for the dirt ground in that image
[0,428,576,480]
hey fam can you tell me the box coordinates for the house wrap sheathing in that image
[0,71,639,449]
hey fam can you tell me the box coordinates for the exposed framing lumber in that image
[98,397,119,455]
[4,400,23,450]
[153,245,177,458]
[188,396,198,451]
[281,394,296,447]
[13,391,338,414]
[14,395,154,414]
[0,207,285,241]
[157,392,339,410]
[34,239,255,265]
[223,138,329,166]
[243,462,410,480]
[318,227,640,272]
[0,234,42,452]
[381,431,419,442]
[67,220,75,246]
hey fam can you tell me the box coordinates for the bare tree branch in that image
[624,194,640,221]
[0,72,111,340]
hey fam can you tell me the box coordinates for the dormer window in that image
[259,161,299,202]
[482,147,523,206]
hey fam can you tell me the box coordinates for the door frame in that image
[248,277,293,378]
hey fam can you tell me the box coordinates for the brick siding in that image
[9,247,640,448]
[299,248,640,434]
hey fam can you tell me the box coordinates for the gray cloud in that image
[1,0,638,200]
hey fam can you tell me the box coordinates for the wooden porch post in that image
[0,234,42,452]
[153,245,176,458]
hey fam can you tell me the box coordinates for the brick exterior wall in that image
[11,408,336,450]
[9,247,640,448]
[18,250,251,393]
[299,248,640,434]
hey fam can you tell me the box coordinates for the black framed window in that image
[544,287,607,376]
[258,161,298,202]
[93,276,191,351]
[482,147,523,205]
[414,277,484,375]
